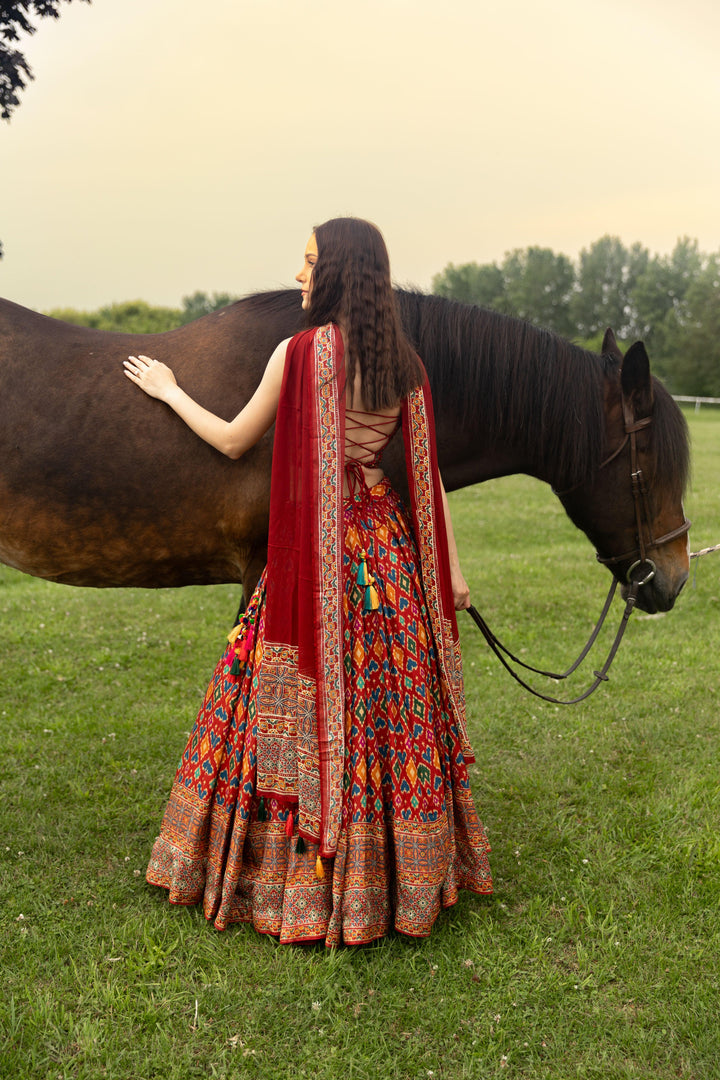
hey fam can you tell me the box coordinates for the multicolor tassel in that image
[227,617,256,675]
[237,621,255,661]
[315,855,325,880]
[364,580,380,612]
[357,549,380,612]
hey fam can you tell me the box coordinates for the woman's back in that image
[344,370,401,494]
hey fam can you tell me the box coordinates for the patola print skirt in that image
[146,480,492,945]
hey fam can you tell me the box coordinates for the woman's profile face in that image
[295,234,318,310]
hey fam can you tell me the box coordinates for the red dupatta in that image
[255,324,473,858]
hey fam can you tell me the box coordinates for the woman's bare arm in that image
[439,478,471,610]
[123,339,288,459]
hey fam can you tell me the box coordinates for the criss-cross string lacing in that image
[344,408,400,496]
[344,408,400,612]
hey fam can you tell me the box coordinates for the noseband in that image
[556,394,691,587]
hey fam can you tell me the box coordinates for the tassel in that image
[285,811,294,838]
[229,653,242,676]
[295,835,306,855]
[237,621,255,662]
[227,623,243,646]
[363,580,380,612]
[357,550,370,587]
[315,855,325,880]
[257,797,268,822]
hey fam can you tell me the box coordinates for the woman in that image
[124,217,492,945]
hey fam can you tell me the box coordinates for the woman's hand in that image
[451,566,471,611]
[124,354,177,402]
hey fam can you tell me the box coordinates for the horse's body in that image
[0,290,690,613]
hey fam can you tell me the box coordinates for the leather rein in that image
[466,394,691,705]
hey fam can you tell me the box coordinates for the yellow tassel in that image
[227,623,243,646]
[363,579,380,612]
[315,856,325,880]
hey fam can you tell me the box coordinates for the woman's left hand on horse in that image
[124,355,177,401]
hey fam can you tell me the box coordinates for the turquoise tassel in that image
[357,550,370,586]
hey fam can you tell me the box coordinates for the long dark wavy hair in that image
[306,217,423,410]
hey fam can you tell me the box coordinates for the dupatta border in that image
[404,384,474,764]
[312,324,346,855]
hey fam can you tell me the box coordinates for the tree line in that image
[46,235,719,397]
[432,236,720,396]
[46,291,239,333]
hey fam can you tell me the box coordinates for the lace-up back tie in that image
[344,407,400,503]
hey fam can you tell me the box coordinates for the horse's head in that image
[558,330,690,614]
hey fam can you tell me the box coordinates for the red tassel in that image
[285,812,294,838]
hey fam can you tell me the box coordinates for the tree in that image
[46,300,183,333]
[1,0,91,121]
[431,261,507,310]
[569,236,649,339]
[662,255,720,396]
[500,246,575,336]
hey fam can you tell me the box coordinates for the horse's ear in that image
[601,327,623,362]
[621,341,654,414]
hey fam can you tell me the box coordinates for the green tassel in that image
[229,653,242,676]
[257,797,268,822]
[295,835,306,854]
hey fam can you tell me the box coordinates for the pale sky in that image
[2,0,720,311]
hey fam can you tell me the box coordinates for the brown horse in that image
[0,289,690,613]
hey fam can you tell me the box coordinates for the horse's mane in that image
[237,288,304,320]
[395,290,689,494]
[237,288,689,494]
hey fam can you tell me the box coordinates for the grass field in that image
[1,408,719,1080]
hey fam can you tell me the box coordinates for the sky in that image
[2,0,720,311]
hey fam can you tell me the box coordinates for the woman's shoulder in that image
[287,323,342,354]
[287,324,333,347]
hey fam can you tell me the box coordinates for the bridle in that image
[466,391,691,705]
[589,395,691,587]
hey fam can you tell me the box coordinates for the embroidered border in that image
[313,325,345,854]
[407,387,472,758]
[255,642,300,799]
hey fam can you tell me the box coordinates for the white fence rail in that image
[672,395,720,412]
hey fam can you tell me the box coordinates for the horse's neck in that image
[426,316,602,492]
[431,376,565,492]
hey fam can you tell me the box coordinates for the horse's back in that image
[0,293,302,587]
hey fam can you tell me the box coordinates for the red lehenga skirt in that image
[146,480,492,945]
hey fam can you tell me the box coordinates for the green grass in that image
[1,408,719,1079]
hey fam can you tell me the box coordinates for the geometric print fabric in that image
[146,481,492,944]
